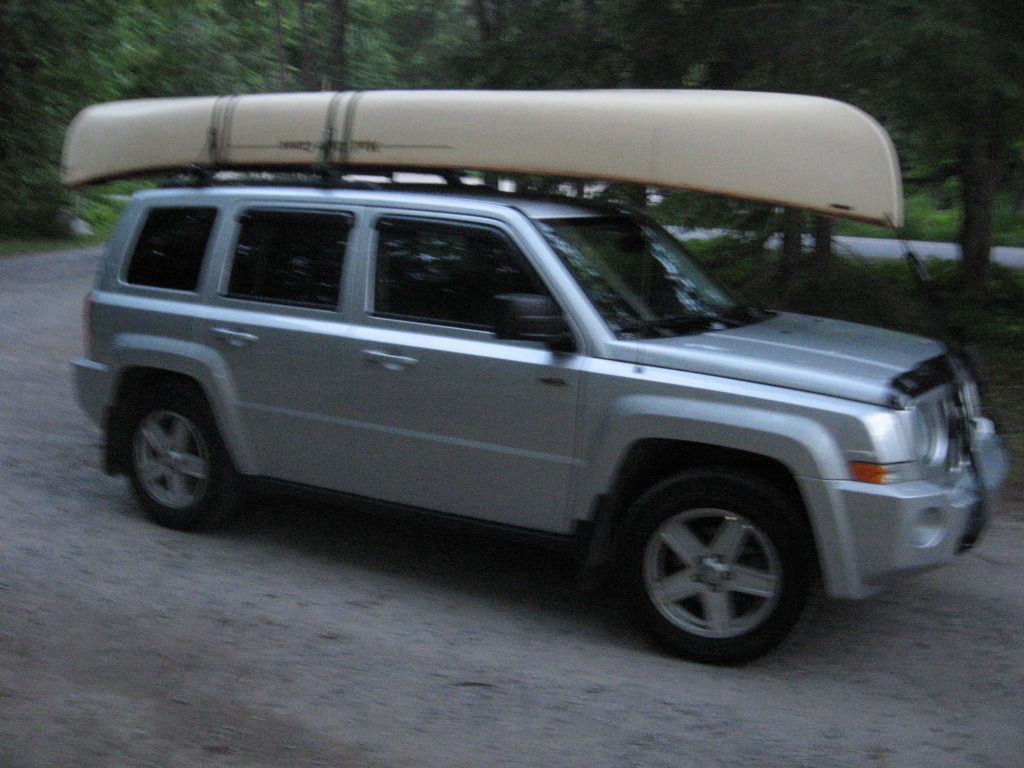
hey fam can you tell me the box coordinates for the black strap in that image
[320,91,346,164]
[338,91,364,165]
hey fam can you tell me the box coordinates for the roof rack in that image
[160,165,480,191]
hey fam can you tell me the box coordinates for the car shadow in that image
[111,486,1002,672]
[211,490,645,650]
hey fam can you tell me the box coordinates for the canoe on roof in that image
[61,89,903,225]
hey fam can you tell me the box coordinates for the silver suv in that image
[73,183,1007,663]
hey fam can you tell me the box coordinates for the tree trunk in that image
[328,0,348,90]
[474,0,502,42]
[1009,164,1024,216]
[271,0,287,90]
[812,215,832,261]
[778,207,802,296]
[628,184,647,209]
[957,122,999,288]
[296,0,319,90]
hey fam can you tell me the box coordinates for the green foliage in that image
[832,189,1024,246]
[0,235,106,258]
[699,236,1024,351]
[851,1,1024,284]
[75,187,137,239]
[0,0,120,237]
[418,0,628,89]
[3,0,1024,258]
[651,191,777,243]
[103,2,274,98]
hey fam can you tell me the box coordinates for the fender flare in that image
[110,333,258,474]
[576,394,845,513]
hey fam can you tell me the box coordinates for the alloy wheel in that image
[132,410,210,509]
[642,507,782,639]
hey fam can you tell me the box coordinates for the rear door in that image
[200,205,359,487]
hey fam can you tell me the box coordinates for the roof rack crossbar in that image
[185,163,216,187]
[313,163,344,188]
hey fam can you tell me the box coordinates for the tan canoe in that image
[61,90,903,225]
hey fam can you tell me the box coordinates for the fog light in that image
[910,507,946,548]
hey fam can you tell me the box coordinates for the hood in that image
[635,312,944,406]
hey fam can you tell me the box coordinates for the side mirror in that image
[494,293,576,353]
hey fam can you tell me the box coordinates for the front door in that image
[331,213,582,533]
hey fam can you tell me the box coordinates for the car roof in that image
[133,182,614,221]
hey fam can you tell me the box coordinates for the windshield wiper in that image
[615,313,729,338]
[723,304,773,324]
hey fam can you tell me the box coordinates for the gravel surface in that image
[2,247,1022,767]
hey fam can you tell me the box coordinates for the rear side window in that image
[374,217,540,329]
[227,210,352,309]
[126,207,217,291]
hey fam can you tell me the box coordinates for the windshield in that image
[538,215,748,338]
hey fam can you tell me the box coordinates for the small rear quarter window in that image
[126,207,217,291]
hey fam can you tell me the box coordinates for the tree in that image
[328,0,348,89]
[0,0,399,237]
[0,0,119,236]
[5,0,1021,254]
[856,1,1024,287]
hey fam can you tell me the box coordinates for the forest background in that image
[1,0,1022,489]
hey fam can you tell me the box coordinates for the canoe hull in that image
[61,90,903,225]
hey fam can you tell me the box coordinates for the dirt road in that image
[2,247,1021,767]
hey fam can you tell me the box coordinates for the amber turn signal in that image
[849,463,889,484]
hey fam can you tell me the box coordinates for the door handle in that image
[363,349,418,370]
[211,326,260,347]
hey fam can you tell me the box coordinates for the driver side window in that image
[373,217,544,331]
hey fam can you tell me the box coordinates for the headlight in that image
[959,378,981,417]
[910,400,950,468]
[911,406,933,463]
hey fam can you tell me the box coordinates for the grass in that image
[0,181,144,257]
[690,238,1023,500]
[832,189,1024,246]
[0,233,107,257]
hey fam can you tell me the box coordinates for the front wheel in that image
[622,469,813,664]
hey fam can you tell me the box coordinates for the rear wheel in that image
[622,469,813,664]
[125,382,238,530]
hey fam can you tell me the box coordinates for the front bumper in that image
[800,420,1008,599]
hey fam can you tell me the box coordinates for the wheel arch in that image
[106,351,254,476]
[571,395,847,578]
[577,438,820,582]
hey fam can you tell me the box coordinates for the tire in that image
[621,468,813,664]
[124,381,239,531]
